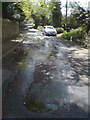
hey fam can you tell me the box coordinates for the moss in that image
[17,61,28,69]
[24,97,52,113]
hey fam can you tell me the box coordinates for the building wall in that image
[2,19,19,41]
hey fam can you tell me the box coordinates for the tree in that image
[14,2,32,20]
[2,2,26,22]
[2,2,63,28]
[31,2,52,28]
[2,2,12,18]
[70,2,90,33]
[51,2,62,27]
[61,16,80,29]
[31,1,62,28]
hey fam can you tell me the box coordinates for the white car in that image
[43,26,57,36]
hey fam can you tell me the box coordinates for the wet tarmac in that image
[2,29,89,118]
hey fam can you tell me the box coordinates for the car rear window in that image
[46,27,54,29]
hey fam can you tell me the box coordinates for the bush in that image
[56,27,64,34]
[61,27,86,43]
[37,26,43,31]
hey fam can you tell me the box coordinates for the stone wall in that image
[2,19,19,40]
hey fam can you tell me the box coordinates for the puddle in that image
[23,61,59,113]
[10,46,34,70]
[46,104,59,111]
[23,96,58,113]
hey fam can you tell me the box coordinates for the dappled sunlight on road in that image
[2,29,89,118]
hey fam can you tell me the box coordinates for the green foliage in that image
[2,2,26,22]
[51,2,62,27]
[31,2,51,28]
[2,2,62,27]
[2,2,62,28]
[56,27,64,34]
[61,16,80,29]
[37,26,43,31]
[2,2,13,18]
[61,27,86,43]
[70,2,90,33]
[31,2,62,28]
[14,2,32,20]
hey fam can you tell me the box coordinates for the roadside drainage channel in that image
[2,32,28,60]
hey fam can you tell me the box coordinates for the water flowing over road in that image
[2,29,89,118]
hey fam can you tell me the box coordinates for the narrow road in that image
[2,29,89,118]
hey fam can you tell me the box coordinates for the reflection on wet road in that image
[2,29,89,118]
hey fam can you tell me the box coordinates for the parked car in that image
[25,23,33,28]
[43,26,57,36]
